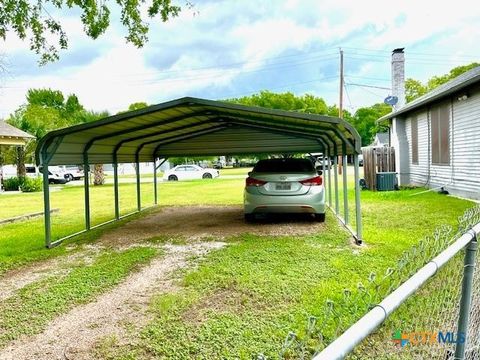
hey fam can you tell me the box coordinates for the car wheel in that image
[67,174,74,181]
[314,213,326,222]
[202,173,213,179]
[244,213,255,222]
[168,175,178,181]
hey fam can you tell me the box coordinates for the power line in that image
[343,82,354,110]
[220,75,339,99]
[345,83,391,90]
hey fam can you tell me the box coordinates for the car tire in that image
[314,213,326,222]
[202,173,213,179]
[168,175,178,181]
[244,213,255,222]
[66,174,74,181]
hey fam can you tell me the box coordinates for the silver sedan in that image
[244,158,325,222]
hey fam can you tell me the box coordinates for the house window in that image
[430,104,450,165]
[411,116,418,164]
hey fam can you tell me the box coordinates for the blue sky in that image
[1,0,479,118]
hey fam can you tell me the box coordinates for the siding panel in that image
[403,88,480,199]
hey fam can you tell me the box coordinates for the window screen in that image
[253,159,315,173]
[411,116,418,164]
[430,104,450,165]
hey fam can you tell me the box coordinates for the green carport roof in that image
[36,97,361,166]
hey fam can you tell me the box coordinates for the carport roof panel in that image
[36,97,361,165]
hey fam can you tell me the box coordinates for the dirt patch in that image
[182,286,266,327]
[0,242,225,360]
[99,205,325,247]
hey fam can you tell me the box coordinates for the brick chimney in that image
[391,48,405,110]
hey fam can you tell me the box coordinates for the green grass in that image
[0,246,158,347]
[219,167,252,176]
[0,167,476,358]
[92,188,474,358]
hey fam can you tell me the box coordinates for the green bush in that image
[3,177,23,191]
[2,177,42,192]
[19,177,42,192]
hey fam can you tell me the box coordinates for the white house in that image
[380,66,480,200]
[370,132,389,147]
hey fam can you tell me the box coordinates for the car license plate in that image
[275,182,291,190]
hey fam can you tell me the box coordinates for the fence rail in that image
[311,216,480,360]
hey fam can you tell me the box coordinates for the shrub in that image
[19,177,43,192]
[3,177,23,191]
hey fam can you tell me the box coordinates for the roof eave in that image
[378,74,480,122]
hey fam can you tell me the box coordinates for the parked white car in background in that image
[163,165,219,181]
[58,165,84,181]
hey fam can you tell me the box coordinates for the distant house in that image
[370,132,389,147]
[379,66,480,200]
[0,121,34,146]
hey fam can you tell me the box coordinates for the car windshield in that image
[253,159,314,173]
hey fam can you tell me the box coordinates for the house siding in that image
[400,88,480,200]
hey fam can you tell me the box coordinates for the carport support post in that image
[113,154,120,220]
[342,145,349,225]
[327,150,332,207]
[322,156,326,187]
[83,153,91,230]
[354,153,362,243]
[135,153,141,211]
[41,155,51,248]
[333,151,339,215]
[153,158,157,205]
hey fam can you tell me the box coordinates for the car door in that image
[184,166,200,180]
[175,166,187,180]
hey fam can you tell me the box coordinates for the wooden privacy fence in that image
[362,146,395,191]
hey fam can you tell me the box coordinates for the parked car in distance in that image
[163,165,219,181]
[2,164,69,184]
[314,156,332,170]
[38,166,69,184]
[58,165,84,181]
[244,158,325,222]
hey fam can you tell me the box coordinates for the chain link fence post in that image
[454,233,478,360]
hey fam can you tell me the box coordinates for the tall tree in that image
[0,0,189,64]
[352,103,391,146]
[5,88,107,169]
[405,62,480,102]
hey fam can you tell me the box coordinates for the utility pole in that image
[338,48,344,175]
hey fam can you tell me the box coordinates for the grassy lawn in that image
[0,166,475,358]
[0,246,158,346]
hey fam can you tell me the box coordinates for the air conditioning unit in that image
[376,172,397,191]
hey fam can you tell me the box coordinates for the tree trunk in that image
[16,146,26,178]
[93,164,104,185]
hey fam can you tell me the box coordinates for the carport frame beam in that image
[41,152,52,248]
[83,153,91,230]
[135,153,141,211]
[342,144,349,225]
[113,153,120,220]
[333,150,339,215]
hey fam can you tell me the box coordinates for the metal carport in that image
[36,97,363,248]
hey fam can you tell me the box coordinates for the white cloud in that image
[1,0,480,118]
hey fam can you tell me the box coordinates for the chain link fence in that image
[268,205,480,359]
